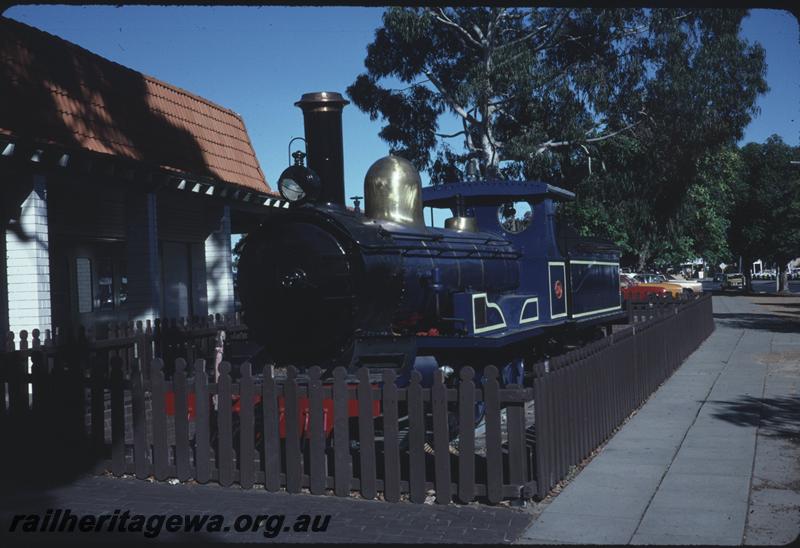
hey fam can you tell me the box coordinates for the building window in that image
[76,257,93,313]
[74,245,127,314]
[97,256,114,311]
[119,259,128,305]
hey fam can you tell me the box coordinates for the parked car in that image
[664,274,703,293]
[721,272,745,291]
[754,269,776,281]
[632,273,685,297]
[620,273,673,302]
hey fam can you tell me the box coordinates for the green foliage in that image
[232,236,246,272]
[348,7,653,179]
[729,136,800,270]
[681,148,742,267]
[349,8,769,268]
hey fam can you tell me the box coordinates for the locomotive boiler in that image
[238,92,625,381]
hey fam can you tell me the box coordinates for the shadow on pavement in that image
[710,290,800,298]
[751,302,800,314]
[713,313,800,334]
[710,395,800,445]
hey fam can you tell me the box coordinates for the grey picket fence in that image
[3,313,247,378]
[0,294,714,504]
[0,349,537,504]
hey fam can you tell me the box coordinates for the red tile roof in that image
[0,16,271,193]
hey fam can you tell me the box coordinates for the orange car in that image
[632,273,684,297]
[621,274,666,301]
[620,273,682,301]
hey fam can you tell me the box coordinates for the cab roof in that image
[421,180,575,208]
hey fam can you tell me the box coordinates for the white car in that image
[664,274,703,293]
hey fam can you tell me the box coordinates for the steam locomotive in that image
[238,92,624,387]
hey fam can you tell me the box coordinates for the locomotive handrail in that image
[377,226,444,241]
[375,227,511,247]
[359,243,521,259]
[398,248,522,259]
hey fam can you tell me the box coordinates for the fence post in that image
[284,366,302,493]
[532,362,548,499]
[130,358,148,479]
[11,330,29,416]
[357,367,377,500]
[110,356,125,477]
[261,364,281,492]
[90,352,106,460]
[484,365,502,504]
[151,358,169,481]
[457,367,476,504]
[30,346,47,417]
[407,370,426,503]
[431,368,451,504]
[506,384,527,498]
[239,361,255,489]
[308,366,325,496]
[332,367,351,497]
[382,369,401,503]
[217,361,234,487]
[194,359,211,484]
[174,358,191,482]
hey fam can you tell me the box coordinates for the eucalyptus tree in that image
[349,7,651,180]
[729,136,800,292]
[348,7,767,268]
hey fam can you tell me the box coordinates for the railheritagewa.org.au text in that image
[8,509,331,538]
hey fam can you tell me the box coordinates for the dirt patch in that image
[755,350,800,366]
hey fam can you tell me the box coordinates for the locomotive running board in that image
[348,336,417,369]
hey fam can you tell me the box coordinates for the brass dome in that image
[363,155,425,227]
[444,216,479,232]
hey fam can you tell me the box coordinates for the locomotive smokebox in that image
[295,92,349,206]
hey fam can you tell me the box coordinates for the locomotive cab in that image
[416,181,625,357]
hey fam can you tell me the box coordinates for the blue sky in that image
[4,6,799,209]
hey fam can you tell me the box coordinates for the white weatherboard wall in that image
[5,175,52,337]
[0,228,7,338]
[205,205,235,316]
[190,242,208,317]
[124,192,162,322]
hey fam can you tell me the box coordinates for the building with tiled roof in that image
[0,16,287,339]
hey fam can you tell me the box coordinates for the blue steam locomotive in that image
[238,92,624,386]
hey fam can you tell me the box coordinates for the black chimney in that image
[295,92,349,206]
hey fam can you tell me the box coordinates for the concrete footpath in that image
[519,294,800,545]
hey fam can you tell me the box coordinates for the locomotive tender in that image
[238,92,625,384]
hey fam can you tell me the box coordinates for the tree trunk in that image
[743,255,753,292]
[779,262,791,293]
[481,131,500,180]
[637,252,647,273]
